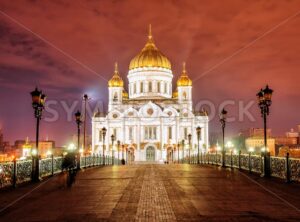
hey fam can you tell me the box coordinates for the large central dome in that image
[129,25,171,70]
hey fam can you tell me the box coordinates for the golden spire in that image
[148,24,152,39]
[177,62,192,87]
[114,62,118,73]
[182,62,186,74]
[108,62,124,87]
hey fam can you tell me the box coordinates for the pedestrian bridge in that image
[0,156,300,221]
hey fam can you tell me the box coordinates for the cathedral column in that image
[122,117,125,145]
[176,116,179,143]
[137,117,141,161]
[160,117,163,161]
[191,118,194,155]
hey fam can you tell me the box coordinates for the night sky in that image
[0,0,300,146]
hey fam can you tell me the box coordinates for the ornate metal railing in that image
[289,158,300,182]
[251,155,263,173]
[16,160,32,184]
[40,158,53,178]
[270,157,286,179]
[0,161,13,188]
[0,155,122,189]
[184,153,299,183]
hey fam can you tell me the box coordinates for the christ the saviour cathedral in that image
[92,26,209,162]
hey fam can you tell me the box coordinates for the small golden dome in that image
[108,63,124,87]
[122,90,129,99]
[129,25,171,70]
[177,62,192,87]
[172,88,178,98]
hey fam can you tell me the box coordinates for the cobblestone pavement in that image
[0,164,300,221]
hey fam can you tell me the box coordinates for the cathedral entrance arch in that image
[166,147,173,163]
[146,146,156,161]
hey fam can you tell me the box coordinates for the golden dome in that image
[177,62,192,87]
[108,63,124,87]
[129,25,171,70]
[122,90,129,99]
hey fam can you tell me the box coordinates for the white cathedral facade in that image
[92,26,209,162]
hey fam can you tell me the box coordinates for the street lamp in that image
[219,108,227,167]
[75,110,82,170]
[181,139,185,164]
[111,134,115,165]
[101,127,107,165]
[30,87,46,182]
[188,134,192,164]
[196,126,201,164]
[117,140,120,165]
[83,94,89,154]
[257,85,273,177]
[122,144,125,163]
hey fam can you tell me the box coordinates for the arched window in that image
[149,82,152,92]
[157,82,160,93]
[113,92,118,101]
[183,91,187,100]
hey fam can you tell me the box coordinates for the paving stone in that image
[0,164,300,221]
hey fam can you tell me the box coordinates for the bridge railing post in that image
[238,150,241,170]
[51,154,54,176]
[248,152,252,173]
[61,154,64,172]
[286,152,290,183]
[12,158,17,188]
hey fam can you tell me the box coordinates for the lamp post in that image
[30,87,46,182]
[83,94,89,154]
[181,139,185,164]
[257,85,273,177]
[75,110,82,170]
[122,144,125,160]
[196,127,201,164]
[177,142,180,163]
[219,108,227,167]
[188,134,192,164]
[117,140,120,165]
[101,127,107,165]
[111,134,115,165]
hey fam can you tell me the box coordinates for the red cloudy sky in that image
[0,0,300,145]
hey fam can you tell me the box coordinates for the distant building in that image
[15,138,55,158]
[278,145,300,158]
[249,128,272,138]
[245,138,275,156]
[275,126,300,157]
[275,137,298,146]
[0,154,9,162]
[22,137,32,157]
[245,128,275,155]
